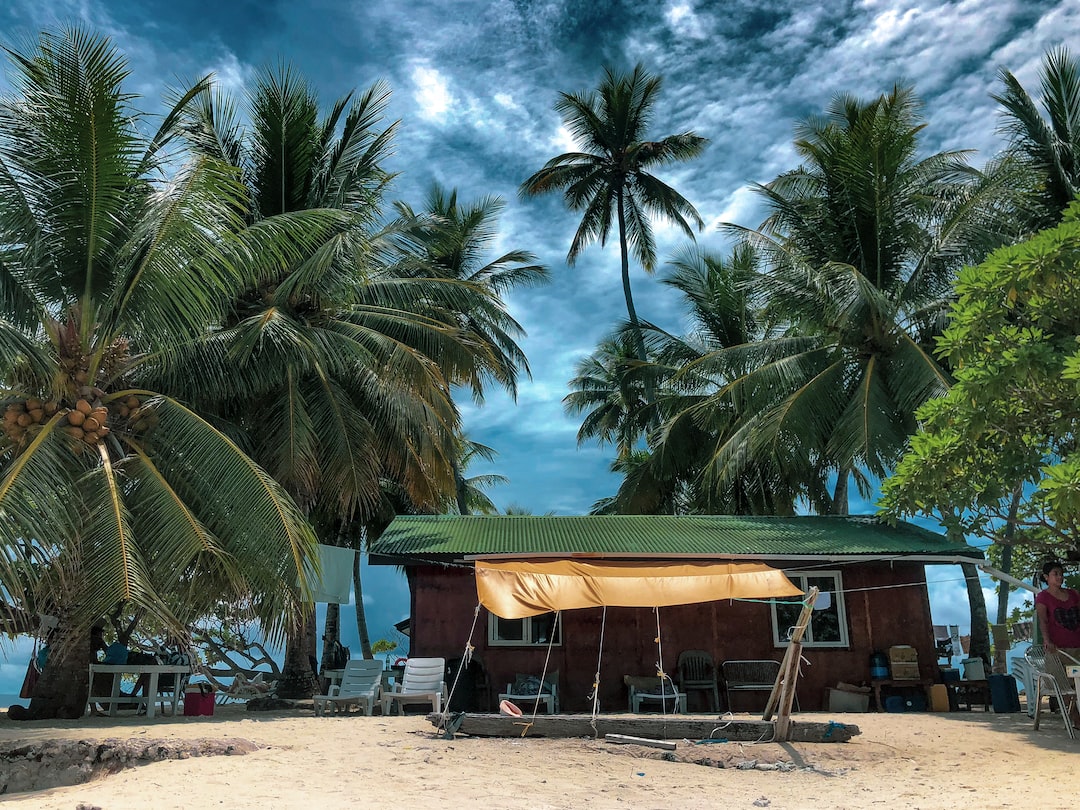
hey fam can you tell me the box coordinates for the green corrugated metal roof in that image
[369,514,981,564]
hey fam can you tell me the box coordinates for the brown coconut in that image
[125,396,140,409]
[75,399,92,415]
[82,416,100,432]
[67,410,86,426]
[28,408,44,423]
[16,413,31,428]
[63,426,84,439]
[25,398,41,411]
[43,401,58,415]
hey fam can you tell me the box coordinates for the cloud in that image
[410,63,453,121]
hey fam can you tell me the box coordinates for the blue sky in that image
[0,1,1076,689]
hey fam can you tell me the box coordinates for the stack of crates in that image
[888,645,920,680]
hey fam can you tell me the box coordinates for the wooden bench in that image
[88,663,192,718]
[721,659,800,712]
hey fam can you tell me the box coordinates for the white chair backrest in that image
[338,659,383,697]
[400,657,445,693]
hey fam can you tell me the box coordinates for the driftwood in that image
[427,713,859,743]
[605,733,677,750]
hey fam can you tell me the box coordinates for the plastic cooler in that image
[184,683,215,716]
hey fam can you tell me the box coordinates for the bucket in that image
[870,651,889,680]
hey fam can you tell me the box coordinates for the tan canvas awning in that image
[475,559,804,619]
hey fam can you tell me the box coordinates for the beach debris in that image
[0,736,258,795]
[753,797,770,807]
[605,734,677,751]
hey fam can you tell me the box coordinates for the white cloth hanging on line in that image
[304,544,356,604]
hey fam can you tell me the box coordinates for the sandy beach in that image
[0,704,1073,809]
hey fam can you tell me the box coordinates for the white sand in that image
[0,705,1073,809]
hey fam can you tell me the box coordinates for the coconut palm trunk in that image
[275,612,319,699]
[353,547,372,659]
[616,191,646,362]
[14,619,91,720]
[961,562,991,665]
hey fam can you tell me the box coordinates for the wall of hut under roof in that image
[406,560,940,713]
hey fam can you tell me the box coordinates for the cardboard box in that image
[827,687,869,712]
[890,662,921,680]
[888,645,918,664]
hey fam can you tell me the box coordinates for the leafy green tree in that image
[0,29,327,718]
[881,203,1080,567]
[520,63,707,361]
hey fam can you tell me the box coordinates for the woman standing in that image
[1034,560,1080,727]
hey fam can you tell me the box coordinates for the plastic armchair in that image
[314,659,383,716]
[677,650,721,712]
[380,657,447,716]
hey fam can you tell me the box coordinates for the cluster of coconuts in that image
[62,399,112,444]
[2,394,156,449]
[2,398,59,443]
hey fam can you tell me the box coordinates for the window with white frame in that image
[771,571,848,647]
[488,612,562,647]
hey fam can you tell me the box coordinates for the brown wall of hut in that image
[406,560,940,712]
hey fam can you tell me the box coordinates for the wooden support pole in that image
[763,586,818,732]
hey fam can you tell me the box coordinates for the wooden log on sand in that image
[426,713,859,743]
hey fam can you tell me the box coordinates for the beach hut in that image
[369,514,985,712]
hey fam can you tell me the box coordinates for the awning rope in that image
[438,602,481,733]
[588,605,607,737]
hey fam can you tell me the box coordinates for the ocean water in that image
[0,694,28,709]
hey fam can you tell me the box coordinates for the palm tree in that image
[564,333,653,460]
[179,82,544,690]
[0,29,331,718]
[393,183,548,402]
[711,86,996,512]
[174,69,519,694]
[586,246,816,516]
[519,63,707,361]
[448,436,508,516]
[994,46,1080,230]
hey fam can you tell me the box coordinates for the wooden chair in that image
[677,650,721,712]
[380,657,447,716]
[313,659,383,716]
[499,670,559,714]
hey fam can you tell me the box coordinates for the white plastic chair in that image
[380,658,447,716]
[314,659,383,716]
